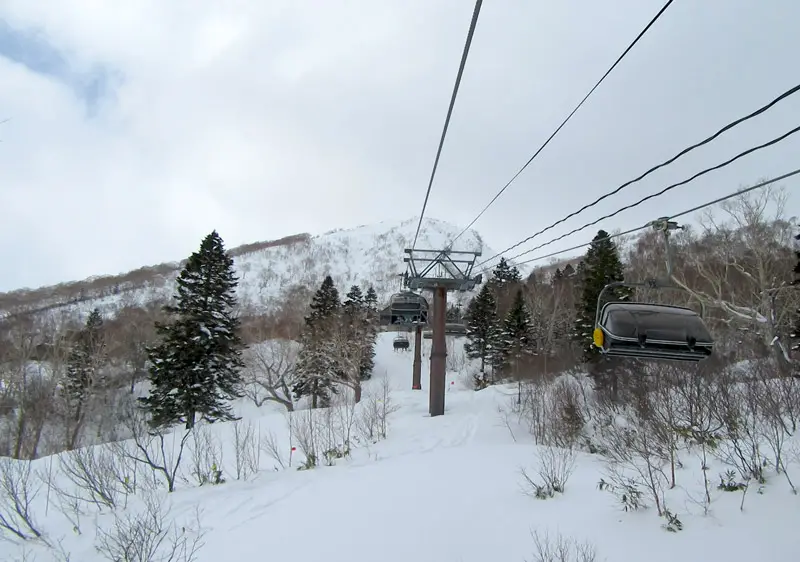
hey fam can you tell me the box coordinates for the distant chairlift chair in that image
[389,291,429,325]
[444,323,467,337]
[393,334,410,351]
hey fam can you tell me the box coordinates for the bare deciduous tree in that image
[50,445,134,511]
[520,445,576,499]
[679,186,796,366]
[232,420,260,480]
[95,492,205,562]
[241,339,297,411]
[110,403,191,493]
[527,530,598,562]
[598,401,670,516]
[356,376,398,443]
[182,425,223,487]
[0,457,45,542]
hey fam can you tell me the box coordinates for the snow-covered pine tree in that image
[139,230,245,429]
[65,308,106,404]
[343,285,375,381]
[65,308,107,446]
[491,257,522,285]
[489,257,523,320]
[343,285,364,315]
[464,283,499,386]
[362,286,379,380]
[497,288,535,378]
[292,275,341,408]
[574,230,630,364]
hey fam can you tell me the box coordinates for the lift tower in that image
[403,248,482,416]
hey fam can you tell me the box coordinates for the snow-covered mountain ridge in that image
[0,217,516,321]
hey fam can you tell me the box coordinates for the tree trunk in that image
[13,407,27,459]
[68,402,84,451]
[185,410,196,430]
[311,379,318,409]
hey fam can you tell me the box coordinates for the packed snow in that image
[2,332,799,562]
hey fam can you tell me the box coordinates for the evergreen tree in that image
[489,257,523,320]
[490,257,522,286]
[140,231,245,429]
[65,308,107,445]
[343,285,375,381]
[574,260,586,282]
[343,285,364,315]
[364,286,379,311]
[446,303,462,323]
[464,283,499,382]
[791,229,800,353]
[497,288,535,375]
[574,230,630,363]
[563,263,575,277]
[552,268,564,285]
[65,308,106,403]
[362,286,379,380]
[292,276,341,408]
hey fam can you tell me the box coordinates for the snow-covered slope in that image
[2,333,797,562]
[0,217,510,321]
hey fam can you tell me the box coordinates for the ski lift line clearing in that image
[591,217,714,362]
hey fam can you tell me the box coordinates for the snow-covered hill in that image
[0,217,515,321]
[1,332,796,562]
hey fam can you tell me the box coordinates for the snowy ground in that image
[3,334,800,562]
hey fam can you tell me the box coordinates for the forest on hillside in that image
[0,186,797,462]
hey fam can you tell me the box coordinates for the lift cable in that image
[476,82,800,269]
[493,125,800,266]
[411,0,484,250]
[511,168,800,267]
[446,0,675,250]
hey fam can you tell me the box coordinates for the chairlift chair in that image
[593,302,713,362]
[393,334,410,351]
[389,291,429,325]
[444,323,467,337]
[591,217,715,363]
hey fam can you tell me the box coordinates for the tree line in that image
[0,230,379,458]
[0,186,797,459]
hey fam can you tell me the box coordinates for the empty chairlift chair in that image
[393,334,410,351]
[390,291,429,325]
[444,323,467,337]
[593,302,713,362]
[591,217,716,363]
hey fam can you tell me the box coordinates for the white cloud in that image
[1,0,799,291]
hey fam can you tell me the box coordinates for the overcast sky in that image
[0,0,798,292]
